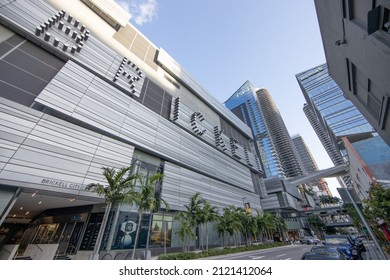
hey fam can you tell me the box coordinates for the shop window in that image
[149,214,172,248]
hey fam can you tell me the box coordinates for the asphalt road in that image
[203,244,314,260]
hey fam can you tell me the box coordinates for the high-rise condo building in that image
[224,81,283,178]
[225,81,303,179]
[256,88,304,179]
[225,81,307,239]
[291,134,332,197]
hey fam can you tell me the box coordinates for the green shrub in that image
[157,242,286,260]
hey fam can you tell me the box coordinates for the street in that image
[203,244,313,260]
[202,241,384,260]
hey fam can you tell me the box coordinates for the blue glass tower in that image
[296,64,378,187]
[297,64,374,139]
[224,81,285,178]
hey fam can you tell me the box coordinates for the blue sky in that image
[115,0,342,195]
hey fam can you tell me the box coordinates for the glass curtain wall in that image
[225,81,284,178]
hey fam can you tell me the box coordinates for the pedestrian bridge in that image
[287,163,354,228]
[299,205,354,227]
[287,163,349,187]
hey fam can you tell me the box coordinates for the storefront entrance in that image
[0,188,100,260]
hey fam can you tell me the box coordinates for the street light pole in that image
[345,187,387,260]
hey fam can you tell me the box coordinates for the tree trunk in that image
[206,223,209,251]
[144,213,153,259]
[106,204,120,250]
[199,225,203,251]
[90,202,112,259]
[131,211,143,260]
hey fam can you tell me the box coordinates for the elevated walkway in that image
[287,163,349,186]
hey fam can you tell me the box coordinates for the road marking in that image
[251,256,265,259]
[276,254,286,258]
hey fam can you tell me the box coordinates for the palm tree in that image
[131,172,169,260]
[240,212,258,245]
[215,210,231,247]
[220,206,244,246]
[176,192,205,249]
[271,213,287,242]
[307,216,325,239]
[199,201,219,251]
[85,166,137,259]
[320,195,341,207]
[256,212,275,241]
[175,219,195,252]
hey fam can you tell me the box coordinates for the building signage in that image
[41,178,86,190]
[170,97,261,172]
[298,66,325,82]
[112,56,145,98]
[34,10,89,55]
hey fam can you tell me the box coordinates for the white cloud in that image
[116,0,131,14]
[116,0,158,25]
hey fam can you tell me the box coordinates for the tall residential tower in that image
[225,81,303,179]
[291,134,332,197]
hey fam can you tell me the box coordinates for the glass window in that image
[149,214,172,248]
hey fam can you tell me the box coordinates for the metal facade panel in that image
[162,162,262,212]
[1,1,261,199]
[157,48,253,138]
[0,97,135,191]
[36,61,256,190]
[0,0,146,98]
[260,194,281,210]
[83,0,131,27]
[152,117,182,158]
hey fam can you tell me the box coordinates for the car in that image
[313,237,321,243]
[323,235,362,260]
[301,250,347,260]
[303,245,349,260]
[299,236,319,245]
[355,234,367,240]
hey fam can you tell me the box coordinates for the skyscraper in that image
[256,88,303,178]
[296,63,378,188]
[224,81,284,178]
[225,82,308,238]
[225,81,302,179]
[303,103,345,166]
[291,134,332,197]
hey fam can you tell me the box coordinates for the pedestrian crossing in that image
[249,254,292,260]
